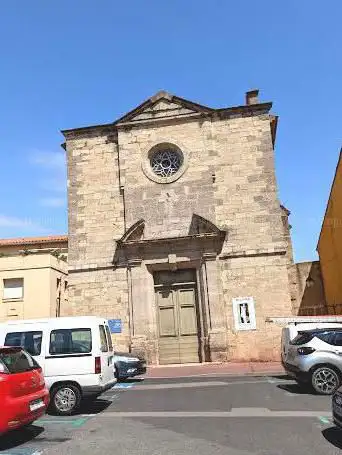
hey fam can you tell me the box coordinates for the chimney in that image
[245,89,259,105]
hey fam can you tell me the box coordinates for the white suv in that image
[284,328,342,395]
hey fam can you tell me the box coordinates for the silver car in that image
[284,328,342,395]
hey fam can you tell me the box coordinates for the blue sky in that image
[0,1,340,262]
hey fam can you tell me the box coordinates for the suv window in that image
[5,331,43,356]
[49,329,92,355]
[99,325,108,352]
[316,331,333,344]
[290,332,315,345]
[0,348,40,373]
[105,325,113,351]
[330,332,342,346]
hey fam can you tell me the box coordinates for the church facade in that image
[62,89,293,364]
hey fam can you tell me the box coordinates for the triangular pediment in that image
[115,90,213,125]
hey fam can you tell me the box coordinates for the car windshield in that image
[0,348,40,374]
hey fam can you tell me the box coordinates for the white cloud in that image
[29,150,67,201]
[0,214,49,233]
[40,197,66,208]
[30,150,66,171]
[40,177,66,193]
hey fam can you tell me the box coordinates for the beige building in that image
[63,89,295,364]
[0,236,68,322]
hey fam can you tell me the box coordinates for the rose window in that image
[150,149,182,177]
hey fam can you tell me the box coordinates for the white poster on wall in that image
[232,297,256,331]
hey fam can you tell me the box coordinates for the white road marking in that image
[116,378,292,391]
[146,371,284,380]
[97,409,332,418]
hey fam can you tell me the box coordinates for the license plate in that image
[30,398,44,412]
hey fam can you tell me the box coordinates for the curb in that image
[145,369,286,380]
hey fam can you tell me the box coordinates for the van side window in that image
[105,325,113,351]
[50,328,92,355]
[5,331,43,356]
[99,325,108,352]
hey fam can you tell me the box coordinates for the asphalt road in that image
[1,374,342,455]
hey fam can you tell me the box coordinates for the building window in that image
[151,149,182,177]
[232,297,256,331]
[142,141,189,184]
[3,278,24,300]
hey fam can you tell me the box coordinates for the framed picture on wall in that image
[232,297,256,331]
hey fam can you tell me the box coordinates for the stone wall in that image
[222,254,292,361]
[64,91,294,363]
[118,112,286,257]
[65,128,129,335]
[291,261,327,316]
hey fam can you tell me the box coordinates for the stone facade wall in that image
[291,261,327,316]
[118,113,286,255]
[64,92,294,363]
[221,254,292,361]
[65,128,129,346]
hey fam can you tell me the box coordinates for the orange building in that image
[317,149,342,314]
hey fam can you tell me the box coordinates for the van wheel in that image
[311,366,341,395]
[50,384,81,415]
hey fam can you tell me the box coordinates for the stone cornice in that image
[61,101,273,138]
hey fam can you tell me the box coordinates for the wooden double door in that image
[155,270,200,365]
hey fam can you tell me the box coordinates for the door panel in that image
[179,306,197,335]
[159,307,177,336]
[156,277,200,365]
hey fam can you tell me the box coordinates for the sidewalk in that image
[146,361,285,379]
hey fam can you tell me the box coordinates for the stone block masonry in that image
[62,89,294,364]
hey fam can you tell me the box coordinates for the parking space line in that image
[318,416,331,424]
[113,382,137,389]
[37,416,90,427]
[0,451,42,455]
[95,409,333,418]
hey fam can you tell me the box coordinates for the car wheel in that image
[311,366,341,395]
[50,384,81,416]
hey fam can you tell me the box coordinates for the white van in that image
[281,322,342,365]
[0,316,116,415]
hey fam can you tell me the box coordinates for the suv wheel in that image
[311,366,341,395]
[50,384,81,415]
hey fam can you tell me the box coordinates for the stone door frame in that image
[128,252,227,364]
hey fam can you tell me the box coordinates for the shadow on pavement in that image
[118,377,144,383]
[77,398,112,415]
[277,383,313,395]
[0,425,44,451]
[322,427,342,449]
[271,374,292,380]
[47,397,112,416]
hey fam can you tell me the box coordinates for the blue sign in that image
[108,319,122,334]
